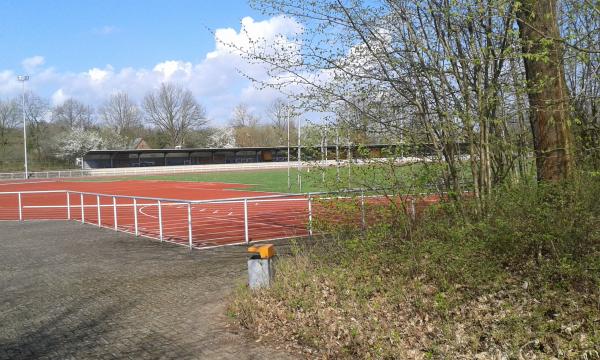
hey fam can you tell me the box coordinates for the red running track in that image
[0,180,311,248]
[0,179,445,248]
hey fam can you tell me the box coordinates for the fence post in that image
[187,203,193,249]
[360,190,366,229]
[133,198,138,236]
[18,192,22,221]
[308,193,313,238]
[80,193,85,223]
[158,200,163,242]
[410,197,416,220]
[66,192,71,220]
[113,196,117,230]
[244,198,249,244]
[96,195,101,226]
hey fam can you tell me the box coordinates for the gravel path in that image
[0,221,295,360]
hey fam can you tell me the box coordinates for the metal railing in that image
[0,157,426,181]
[0,161,309,180]
[0,186,447,251]
[0,189,382,250]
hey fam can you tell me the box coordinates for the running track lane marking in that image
[137,203,305,231]
[137,204,235,218]
[0,180,58,186]
[23,203,164,209]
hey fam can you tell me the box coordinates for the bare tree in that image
[235,0,524,198]
[99,92,142,145]
[266,98,297,145]
[0,99,19,160]
[230,103,263,147]
[143,83,207,147]
[230,103,260,128]
[52,98,94,130]
[23,92,50,162]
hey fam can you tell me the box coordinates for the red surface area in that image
[0,179,444,249]
[0,180,310,248]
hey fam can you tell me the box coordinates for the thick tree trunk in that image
[517,0,575,181]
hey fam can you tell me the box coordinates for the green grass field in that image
[78,168,330,193]
[78,162,446,194]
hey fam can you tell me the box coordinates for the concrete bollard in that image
[247,244,276,289]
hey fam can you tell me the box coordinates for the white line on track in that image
[0,180,58,186]
[136,204,302,232]
[23,203,156,209]
[138,205,155,218]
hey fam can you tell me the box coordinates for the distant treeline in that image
[0,84,400,171]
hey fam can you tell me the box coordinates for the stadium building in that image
[81,143,451,169]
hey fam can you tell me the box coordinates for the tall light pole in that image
[335,125,340,183]
[17,75,29,179]
[347,127,352,189]
[297,116,301,192]
[287,106,291,192]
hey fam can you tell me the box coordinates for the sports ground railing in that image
[0,161,322,180]
[0,157,427,181]
[0,189,385,250]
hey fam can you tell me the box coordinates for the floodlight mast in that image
[297,116,301,192]
[17,75,30,179]
[287,106,291,191]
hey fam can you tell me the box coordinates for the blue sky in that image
[0,1,261,71]
[0,1,301,124]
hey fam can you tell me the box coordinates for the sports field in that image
[74,167,368,193]
[0,164,445,250]
[75,168,327,193]
[73,161,440,193]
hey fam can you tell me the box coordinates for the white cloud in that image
[93,25,119,35]
[51,88,68,105]
[22,56,45,72]
[208,16,302,59]
[0,16,305,125]
[153,61,193,80]
[88,67,112,82]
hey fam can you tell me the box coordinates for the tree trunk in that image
[517,0,575,181]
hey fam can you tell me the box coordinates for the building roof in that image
[84,144,402,156]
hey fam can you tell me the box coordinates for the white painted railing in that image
[0,189,378,250]
[0,157,426,181]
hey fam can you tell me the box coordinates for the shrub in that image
[229,175,600,358]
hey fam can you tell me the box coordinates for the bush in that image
[229,176,600,358]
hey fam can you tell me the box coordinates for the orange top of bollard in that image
[248,244,276,259]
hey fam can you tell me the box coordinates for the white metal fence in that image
[0,186,439,251]
[0,190,322,249]
[0,189,386,250]
[0,161,310,180]
[0,157,426,181]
